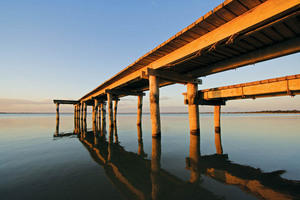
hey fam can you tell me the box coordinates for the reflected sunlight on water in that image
[0,113,299,200]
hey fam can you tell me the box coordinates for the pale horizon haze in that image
[1,0,299,113]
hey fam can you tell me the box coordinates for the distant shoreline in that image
[1,110,299,114]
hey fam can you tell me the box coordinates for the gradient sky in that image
[0,0,299,113]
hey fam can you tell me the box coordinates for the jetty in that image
[54,0,300,137]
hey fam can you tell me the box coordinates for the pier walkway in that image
[54,0,300,137]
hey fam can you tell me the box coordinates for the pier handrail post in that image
[149,75,161,138]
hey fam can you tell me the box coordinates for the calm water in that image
[0,113,300,200]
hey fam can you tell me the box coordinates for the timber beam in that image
[183,74,300,105]
[105,89,145,97]
[53,100,79,105]
[189,37,300,77]
[145,68,202,84]
[183,93,226,106]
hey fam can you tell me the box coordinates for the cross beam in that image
[145,68,202,84]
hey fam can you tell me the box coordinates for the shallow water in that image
[0,113,299,200]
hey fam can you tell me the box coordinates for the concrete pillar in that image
[149,75,161,138]
[107,93,113,128]
[137,95,143,126]
[189,134,201,183]
[56,103,60,121]
[214,105,223,154]
[151,138,162,200]
[113,99,118,124]
[187,83,200,135]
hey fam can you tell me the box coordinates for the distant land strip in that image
[0,110,300,114]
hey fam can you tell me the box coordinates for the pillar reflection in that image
[82,118,87,140]
[151,137,162,200]
[189,134,201,183]
[55,117,59,137]
[214,105,223,154]
[137,125,146,157]
[108,124,114,162]
[114,122,119,144]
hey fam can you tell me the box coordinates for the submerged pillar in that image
[187,83,200,135]
[137,95,143,126]
[149,75,161,138]
[113,99,119,124]
[107,93,113,128]
[214,105,223,154]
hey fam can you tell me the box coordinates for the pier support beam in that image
[93,99,98,133]
[149,75,161,138]
[107,93,113,128]
[101,102,106,136]
[214,105,223,154]
[74,104,76,121]
[83,102,87,121]
[187,83,200,135]
[113,99,119,124]
[98,102,102,129]
[93,99,98,125]
[78,104,81,120]
[56,103,60,121]
[137,95,143,126]
[81,103,84,120]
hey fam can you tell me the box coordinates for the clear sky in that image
[0,0,299,113]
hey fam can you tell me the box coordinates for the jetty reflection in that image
[54,121,300,200]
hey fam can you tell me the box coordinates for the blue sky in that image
[0,0,299,113]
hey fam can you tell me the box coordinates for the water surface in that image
[0,113,299,199]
